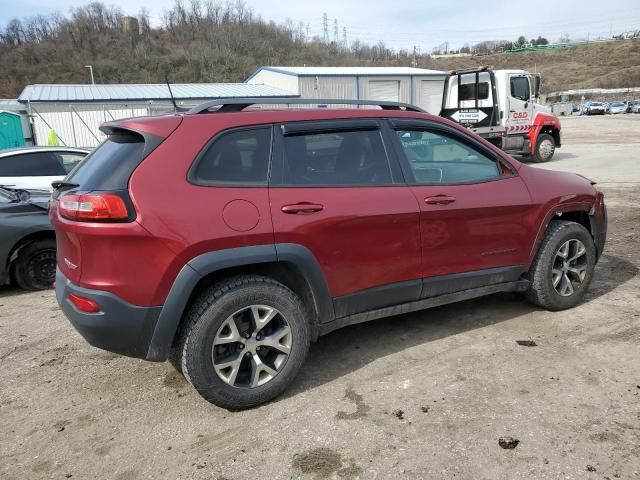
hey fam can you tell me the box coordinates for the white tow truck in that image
[439,66,561,162]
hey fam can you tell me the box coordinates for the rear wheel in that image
[13,239,56,291]
[179,275,310,409]
[525,220,596,310]
[532,133,556,162]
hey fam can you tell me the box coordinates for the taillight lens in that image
[59,193,129,221]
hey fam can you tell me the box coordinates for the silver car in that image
[583,101,606,115]
[606,102,627,114]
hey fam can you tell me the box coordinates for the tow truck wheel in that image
[533,133,556,163]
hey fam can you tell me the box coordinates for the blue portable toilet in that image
[0,111,26,150]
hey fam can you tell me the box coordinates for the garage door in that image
[368,80,400,102]
[420,80,444,114]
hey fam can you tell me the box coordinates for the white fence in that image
[27,102,175,148]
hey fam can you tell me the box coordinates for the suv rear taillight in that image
[59,193,129,221]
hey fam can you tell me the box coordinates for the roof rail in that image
[186,97,426,114]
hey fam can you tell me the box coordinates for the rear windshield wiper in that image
[51,180,79,191]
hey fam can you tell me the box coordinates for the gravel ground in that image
[1,115,639,480]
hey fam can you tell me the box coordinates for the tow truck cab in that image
[440,67,561,162]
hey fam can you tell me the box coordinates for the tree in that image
[532,36,549,45]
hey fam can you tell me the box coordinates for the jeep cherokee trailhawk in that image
[52,98,607,409]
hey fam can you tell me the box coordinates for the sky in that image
[1,0,639,51]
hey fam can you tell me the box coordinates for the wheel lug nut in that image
[238,344,244,350]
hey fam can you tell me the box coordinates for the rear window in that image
[459,82,489,101]
[0,151,66,177]
[67,132,145,190]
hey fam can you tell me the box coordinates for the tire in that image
[525,220,596,311]
[179,275,310,409]
[532,133,556,163]
[12,239,56,291]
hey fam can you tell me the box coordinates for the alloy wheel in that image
[212,305,292,388]
[552,239,588,297]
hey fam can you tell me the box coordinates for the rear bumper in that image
[56,269,162,360]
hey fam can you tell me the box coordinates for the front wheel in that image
[525,220,596,311]
[532,133,556,162]
[179,275,310,409]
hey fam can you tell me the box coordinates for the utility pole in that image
[322,13,329,43]
[84,65,95,85]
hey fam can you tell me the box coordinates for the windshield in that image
[610,102,625,107]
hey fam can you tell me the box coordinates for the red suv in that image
[52,98,607,409]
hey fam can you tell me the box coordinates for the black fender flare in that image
[145,243,334,361]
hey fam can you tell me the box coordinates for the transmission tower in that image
[322,13,329,43]
[334,19,339,43]
[343,26,347,47]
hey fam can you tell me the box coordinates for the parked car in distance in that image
[606,102,627,114]
[0,186,56,290]
[582,101,606,115]
[51,98,607,410]
[0,147,89,191]
[630,101,640,113]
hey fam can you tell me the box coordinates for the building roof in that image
[0,99,25,112]
[17,83,297,103]
[248,66,446,80]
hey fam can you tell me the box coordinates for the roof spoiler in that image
[186,98,426,114]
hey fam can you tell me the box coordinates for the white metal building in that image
[245,66,447,113]
[17,83,298,148]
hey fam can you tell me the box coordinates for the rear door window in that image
[279,129,392,186]
[0,151,66,177]
[190,128,272,185]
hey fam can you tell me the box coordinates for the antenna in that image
[165,75,179,112]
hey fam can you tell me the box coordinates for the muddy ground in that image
[1,115,639,480]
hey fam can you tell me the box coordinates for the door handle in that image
[281,203,324,214]
[424,195,456,205]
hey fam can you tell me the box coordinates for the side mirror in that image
[534,74,541,98]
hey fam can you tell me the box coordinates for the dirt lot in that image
[1,115,639,480]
